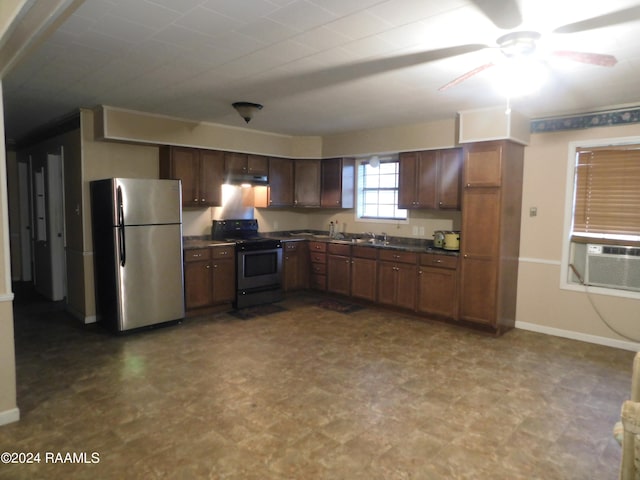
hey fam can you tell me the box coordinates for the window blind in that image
[573,148,640,239]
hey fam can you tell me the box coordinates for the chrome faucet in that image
[382,232,387,242]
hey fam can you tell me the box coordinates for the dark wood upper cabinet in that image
[267,157,294,207]
[224,152,268,176]
[294,159,321,207]
[399,148,462,210]
[321,157,355,208]
[160,146,223,207]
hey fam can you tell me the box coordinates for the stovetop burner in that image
[212,219,281,250]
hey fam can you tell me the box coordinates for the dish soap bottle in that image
[329,221,335,238]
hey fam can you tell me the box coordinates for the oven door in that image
[237,247,283,290]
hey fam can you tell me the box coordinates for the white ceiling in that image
[4,0,640,142]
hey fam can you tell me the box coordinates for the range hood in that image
[223,173,269,186]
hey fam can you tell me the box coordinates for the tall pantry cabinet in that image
[458,140,524,334]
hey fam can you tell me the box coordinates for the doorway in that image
[29,150,66,301]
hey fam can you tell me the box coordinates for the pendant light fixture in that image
[232,102,263,123]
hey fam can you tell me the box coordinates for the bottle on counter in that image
[329,221,335,238]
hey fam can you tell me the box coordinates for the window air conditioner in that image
[585,244,640,292]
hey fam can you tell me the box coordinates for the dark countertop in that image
[183,239,235,250]
[265,232,460,256]
[183,231,460,256]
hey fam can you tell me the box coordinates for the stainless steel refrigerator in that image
[90,178,185,332]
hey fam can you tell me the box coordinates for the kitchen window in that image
[571,146,640,243]
[356,159,407,221]
[563,141,640,297]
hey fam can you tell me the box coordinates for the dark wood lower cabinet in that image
[184,246,235,315]
[377,251,417,310]
[283,241,309,292]
[350,247,377,302]
[417,253,458,319]
[184,252,213,309]
[327,243,351,296]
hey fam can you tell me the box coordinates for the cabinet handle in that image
[466,183,471,187]
[205,265,210,269]
[345,259,349,264]
[201,198,206,202]
[463,254,468,258]
[193,253,201,258]
[213,264,218,268]
[418,270,423,274]
[194,198,198,202]
[434,259,442,264]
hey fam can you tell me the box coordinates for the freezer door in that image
[116,178,182,225]
[115,223,185,330]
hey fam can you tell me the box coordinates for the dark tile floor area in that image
[0,284,634,479]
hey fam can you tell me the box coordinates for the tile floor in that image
[0,285,634,479]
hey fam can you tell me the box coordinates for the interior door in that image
[32,153,66,301]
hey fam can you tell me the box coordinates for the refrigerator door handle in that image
[117,186,126,266]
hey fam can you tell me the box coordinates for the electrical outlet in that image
[273,221,279,230]
[419,227,425,236]
[412,226,418,235]
[529,207,537,217]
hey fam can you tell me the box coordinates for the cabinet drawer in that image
[327,243,351,256]
[420,253,458,269]
[308,241,326,252]
[310,252,326,264]
[352,245,377,259]
[184,248,211,262]
[378,250,417,264]
[211,246,234,258]
[284,241,299,251]
[310,263,326,275]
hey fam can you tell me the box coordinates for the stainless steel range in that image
[211,219,283,309]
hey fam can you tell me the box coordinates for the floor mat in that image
[228,303,287,320]
[316,299,365,314]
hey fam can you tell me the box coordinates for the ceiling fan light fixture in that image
[491,57,548,97]
[232,101,263,123]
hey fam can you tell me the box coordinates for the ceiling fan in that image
[437,1,638,92]
[227,1,640,103]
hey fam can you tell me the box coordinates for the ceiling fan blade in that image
[469,0,522,29]
[551,50,617,67]
[553,5,640,34]
[438,62,496,91]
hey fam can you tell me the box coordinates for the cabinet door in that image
[416,150,438,209]
[224,152,248,174]
[459,256,497,325]
[212,259,235,303]
[283,242,308,291]
[461,188,501,258]
[321,158,342,207]
[417,267,457,318]
[438,148,462,209]
[294,159,321,207]
[377,262,397,306]
[464,142,503,187]
[199,150,224,206]
[398,152,417,209]
[184,260,213,309]
[268,157,294,206]
[395,263,417,310]
[247,155,269,176]
[351,257,377,302]
[327,254,351,296]
[169,147,200,207]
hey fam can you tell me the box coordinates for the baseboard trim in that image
[516,321,640,352]
[0,408,20,426]
[65,304,96,324]
[0,292,15,302]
